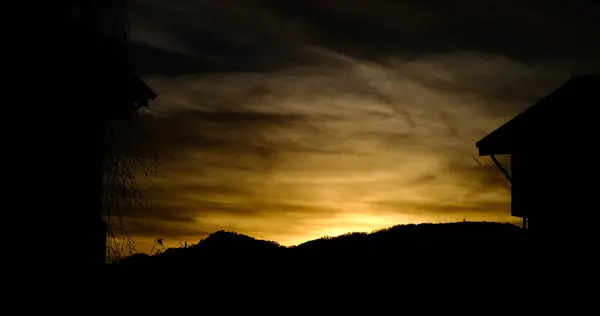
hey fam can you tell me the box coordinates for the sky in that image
[115,0,600,253]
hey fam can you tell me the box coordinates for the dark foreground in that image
[107,222,535,278]
[106,221,596,306]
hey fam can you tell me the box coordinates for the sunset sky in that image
[117,0,600,252]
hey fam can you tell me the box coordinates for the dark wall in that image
[511,86,599,241]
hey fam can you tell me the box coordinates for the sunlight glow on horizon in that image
[126,209,519,254]
[121,49,563,255]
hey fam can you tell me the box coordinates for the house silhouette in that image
[476,74,600,240]
[65,5,157,265]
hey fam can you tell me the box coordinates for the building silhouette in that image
[476,74,600,240]
[61,2,157,266]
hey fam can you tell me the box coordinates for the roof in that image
[101,71,157,119]
[476,74,600,156]
[128,75,157,109]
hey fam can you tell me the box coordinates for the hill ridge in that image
[109,221,528,271]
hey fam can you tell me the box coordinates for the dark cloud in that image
[120,218,210,239]
[268,0,600,62]
[136,108,311,155]
[121,203,198,223]
[182,110,309,124]
[129,0,600,77]
[128,0,299,74]
[128,42,250,76]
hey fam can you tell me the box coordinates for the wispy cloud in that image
[121,49,575,251]
[119,0,599,252]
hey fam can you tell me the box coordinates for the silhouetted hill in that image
[297,221,526,249]
[108,222,530,278]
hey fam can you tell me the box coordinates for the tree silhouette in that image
[104,116,160,261]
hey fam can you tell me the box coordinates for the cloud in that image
[120,218,209,239]
[116,1,599,252]
[115,48,582,253]
[129,0,600,75]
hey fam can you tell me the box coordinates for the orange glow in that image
[119,51,562,255]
